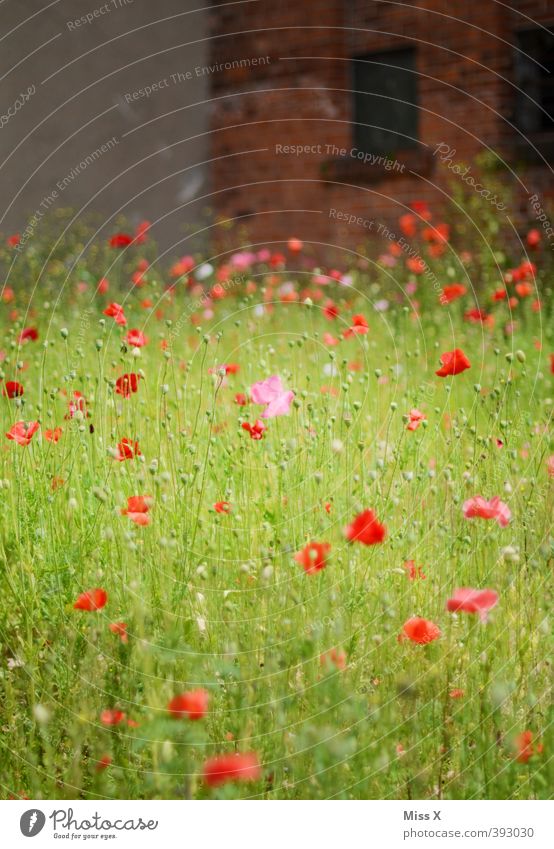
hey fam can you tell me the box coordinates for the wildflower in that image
[234,392,248,406]
[294,541,331,575]
[526,229,541,248]
[101,710,125,726]
[18,327,38,343]
[44,427,63,443]
[400,617,441,644]
[514,730,543,763]
[547,456,554,478]
[449,689,464,699]
[115,373,141,397]
[2,380,24,398]
[109,622,128,643]
[323,300,339,320]
[214,501,231,514]
[436,348,471,377]
[403,560,426,580]
[125,329,147,347]
[320,648,347,670]
[115,438,141,461]
[345,509,386,545]
[74,588,108,611]
[406,408,426,431]
[109,233,133,248]
[103,302,127,326]
[463,496,511,527]
[95,755,112,771]
[121,495,152,525]
[242,419,267,440]
[399,213,417,237]
[66,391,88,419]
[441,284,466,304]
[287,237,303,253]
[250,375,294,418]
[446,588,499,621]
[343,314,369,338]
[168,689,209,720]
[203,752,262,787]
[6,421,39,446]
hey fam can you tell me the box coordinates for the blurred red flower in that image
[343,314,369,338]
[214,501,231,514]
[18,327,38,343]
[103,302,127,326]
[242,419,267,440]
[295,541,331,574]
[441,284,467,304]
[345,509,386,545]
[400,617,441,644]
[435,348,471,377]
[44,427,63,443]
[109,233,133,248]
[446,588,498,621]
[121,495,152,525]
[6,420,39,446]
[168,689,209,720]
[126,329,147,347]
[203,752,262,787]
[74,588,107,611]
[115,373,141,397]
[2,380,24,398]
[116,438,141,461]
[109,622,128,643]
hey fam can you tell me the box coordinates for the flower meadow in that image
[0,207,552,801]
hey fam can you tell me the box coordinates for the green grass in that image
[0,239,552,800]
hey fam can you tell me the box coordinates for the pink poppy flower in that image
[446,588,499,622]
[6,421,39,446]
[250,375,294,418]
[406,408,426,431]
[547,456,554,478]
[463,496,511,527]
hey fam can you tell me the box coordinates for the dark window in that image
[352,49,418,155]
[514,28,554,136]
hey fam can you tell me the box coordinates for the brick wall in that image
[208,0,554,254]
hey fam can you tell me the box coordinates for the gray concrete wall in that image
[0,0,210,258]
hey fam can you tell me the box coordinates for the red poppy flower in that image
[435,348,471,377]
[2,380,24,398]
[95,755,112,771]
[446,588,499,621]
[115,373,141,397]
[399,213,417,238]
[441,283,467,304]
[515,282,533,298]
[7,233,20,247]
[514,730,543,763]
[403,560,426,580]
[400,617,441,644]
[116,438,141,461]
[492,288,507,301]
[526,229,541,248]
[101,709,126,726]
[234,392,249,406]
[343,314,369,339]
[134,220,151,244]
[121,495,152,525]
[549,354,554,374]
[294,541,331,575]
[44,427,63,443]
[103,302,127,326]
[6,420,39,446]
[65,391,88,419]
[74,588,108,611]
[406,256,426,275]
[410,200,432,219]
[449,689,465,699]
[463,495,511,527]
[406,408,426,431]
[109,622,128,643]
[287,237,303,253]
[320,648,347,670]
[202,752,262,787]
[98,277,109,294]
[242,419,267,440]
[323,300,339,320]
[125,329,147,348]
[109,233,133,248]
[214,501,231,514]
[18,327,38,343]
[345,509,386,545]
[168,688,209,720]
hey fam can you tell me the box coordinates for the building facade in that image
[208,0,554,252]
